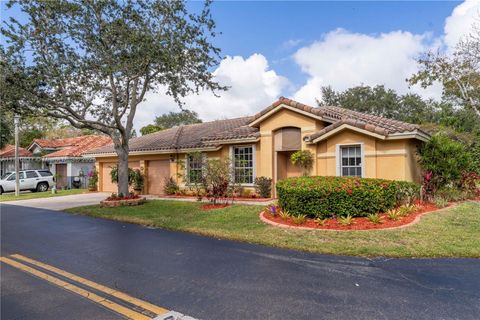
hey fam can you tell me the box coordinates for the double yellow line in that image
[0,254,169,320]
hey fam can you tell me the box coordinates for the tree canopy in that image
[1,0,225,194]
[140,124,163,136]
[154,110,202,129]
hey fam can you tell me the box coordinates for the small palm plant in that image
[367,213,382,224]
[314,217,328,226]
[279,210,290,221]
[386,209,400,221]
[292,214,307,225]
[338,214,354,226]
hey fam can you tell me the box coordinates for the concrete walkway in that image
[1,192,110,210]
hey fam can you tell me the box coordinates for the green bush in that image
[276,176,419,218]
[254,176,272,198]
[417,133,474,190]
[163,177,179,195]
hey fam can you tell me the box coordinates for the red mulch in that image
[263,201,444,230]
[105,194,141,201]
[201,204,231,210]
[164,195,272,202]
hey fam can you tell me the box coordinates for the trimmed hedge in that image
[276,176,419,218]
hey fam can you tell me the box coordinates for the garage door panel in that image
[101,161,140,193]
[147,160,170,195]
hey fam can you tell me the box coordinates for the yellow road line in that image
[0,256,150,320]
[10,254,169,316]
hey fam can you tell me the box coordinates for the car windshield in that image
[1,173,12,180]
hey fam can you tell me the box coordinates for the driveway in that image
[1,204,480,320]
[1,192,110,210]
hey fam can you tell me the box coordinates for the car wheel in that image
[31,189,38,193]
[36,182,49,192]
[0,187,3,195]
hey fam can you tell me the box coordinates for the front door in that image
[55,164,68,189]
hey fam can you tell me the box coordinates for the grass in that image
[64,200,480,258]
[0,189,88,202]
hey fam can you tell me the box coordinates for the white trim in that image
[248,104,324,127]
[310,124,386,144]
[336,143,364,178]
[307,125,430,144]
[231,144,256,186]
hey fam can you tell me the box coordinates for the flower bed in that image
[261,201,446,231]
[201,203,230,210]
[100,194,146,207]
[276,176,419,218]
[161,194,273,202]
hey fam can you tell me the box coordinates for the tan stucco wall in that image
[315,130,422,182]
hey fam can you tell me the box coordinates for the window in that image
[340,145,362,177]
[233,145,254,184]
[38,171,53,177]
[7,172,25,181]
[26,171,38,178]
[187,154,203,184]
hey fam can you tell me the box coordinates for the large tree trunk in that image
[114,144,130,196]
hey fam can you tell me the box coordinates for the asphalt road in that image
[1,204,480,320]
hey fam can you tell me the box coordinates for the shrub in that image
[201,159,232,204]
[386,209,400,221]
[279,210,290,221]
[338,215,353,226]
[433,196,448,208]
[417,133,473,192]
[163,177,179,195]
[367,213,381,224]
[398,204,416,217]
[290,150,314,176]
[110,166,136,186]
[314,218,328,226]
[276,176,419,218]
[87,169,98,190]
[292,214,307,225]
[132,169,144,191]
[254,177,272,198]
[436,186,469,202]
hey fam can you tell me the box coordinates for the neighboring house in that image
[28,135,112,189]
[86,97,429,195]
[0,145,46,176]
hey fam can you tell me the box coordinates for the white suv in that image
[0,170,55,195]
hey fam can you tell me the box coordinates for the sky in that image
[2,0,479,130]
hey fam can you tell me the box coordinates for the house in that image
[0,145,46,176]
[28,135,112,188]
[86,97,429,195]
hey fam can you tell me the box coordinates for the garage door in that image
[101,161,140,193]
[147,160,170,195]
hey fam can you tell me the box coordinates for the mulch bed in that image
[262,201,446,231]
[162,195,273,202]
[201,203,231,210]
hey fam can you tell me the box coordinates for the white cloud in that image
[444,0,480,50]
[292,29,440,105]
[134,54,289,129]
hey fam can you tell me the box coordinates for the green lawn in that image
[65,200,480,258]
[0,189,88,202]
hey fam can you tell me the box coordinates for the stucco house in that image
[0,145,46,176]
[87,97,429,195]
[28,135,112,188]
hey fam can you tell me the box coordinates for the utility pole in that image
[14,115,20,196]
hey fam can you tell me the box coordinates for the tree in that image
[140,124,163,136]
[154,110,202,129]
[1,0,225,195]
[317,85,437,124]
[409,21,480,116]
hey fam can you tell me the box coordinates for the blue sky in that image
[1,1,477,128]
[205,1,459,86]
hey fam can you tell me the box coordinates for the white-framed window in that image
[187,154,204,184]
[232,145,255,184]
[337,144,363,177]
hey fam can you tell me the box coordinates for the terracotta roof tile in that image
[87,97,429,155]
[0,144,33,158]
[41,135,112,158]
